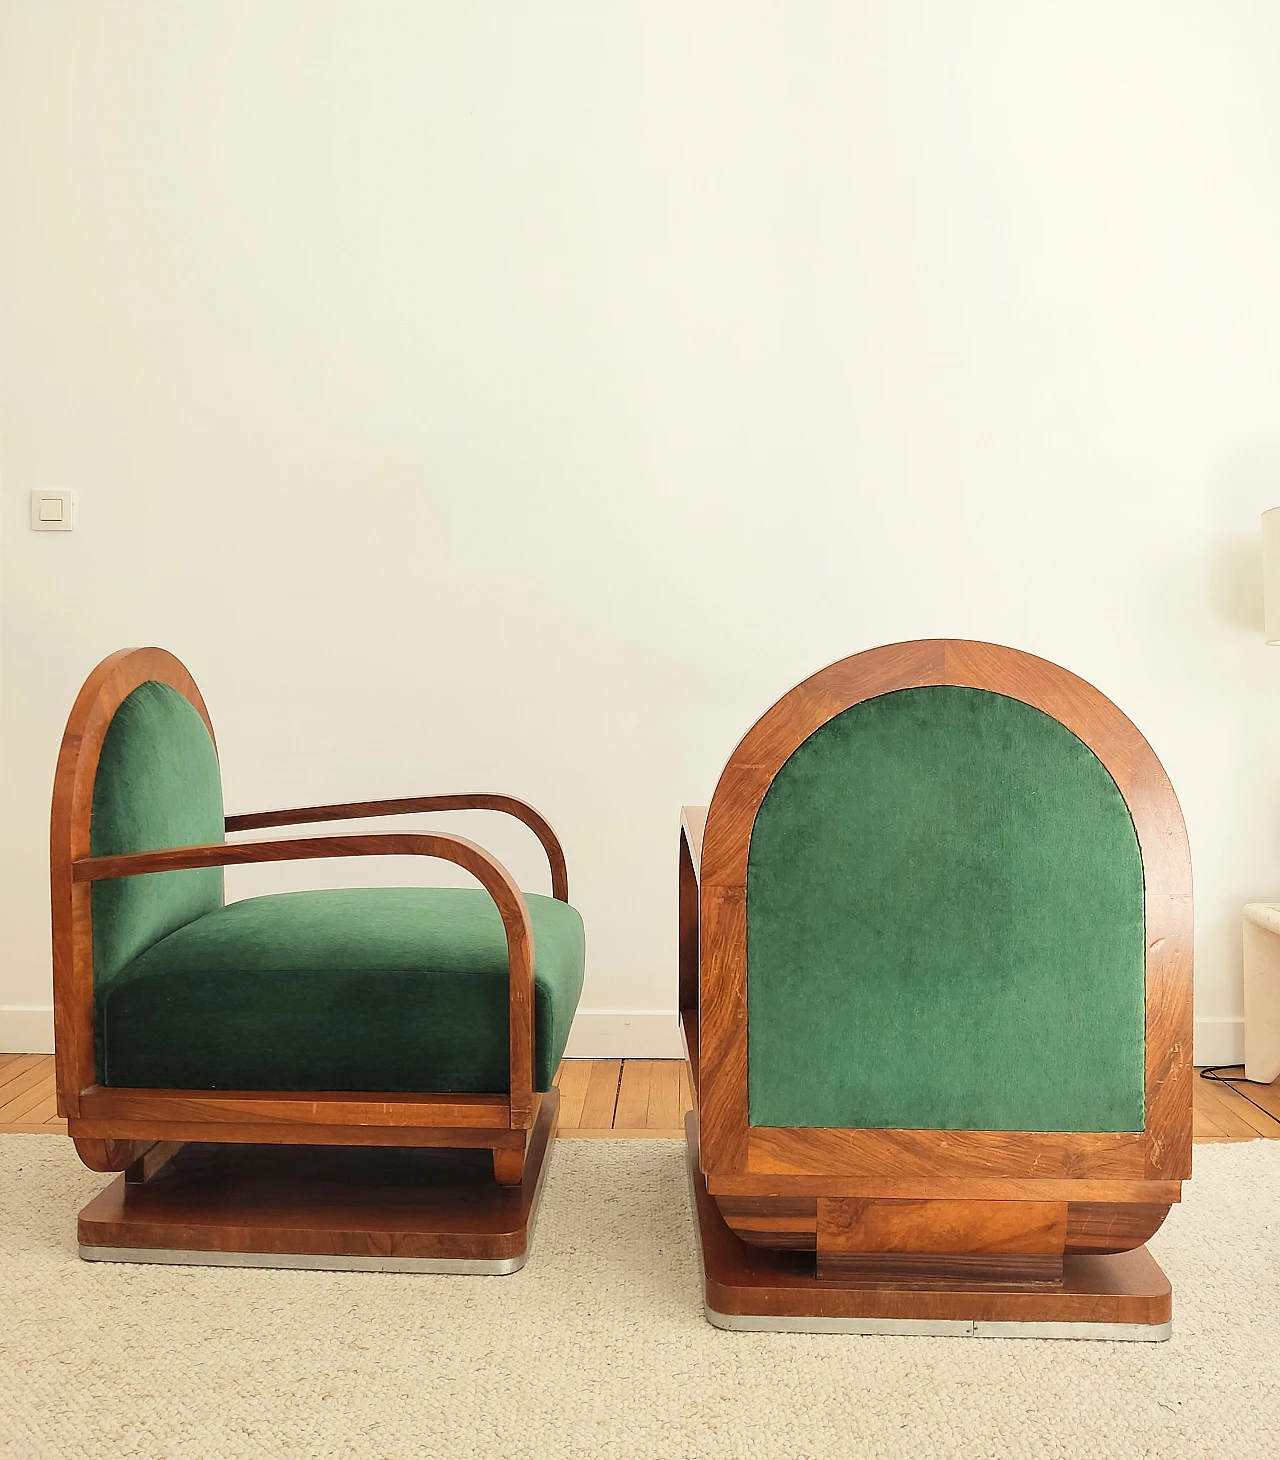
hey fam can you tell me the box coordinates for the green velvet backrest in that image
[90,681,225,1056]
[746,685,1146,1133]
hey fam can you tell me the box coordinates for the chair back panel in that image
[89,680,225,1006]
[746,684,1145,1133]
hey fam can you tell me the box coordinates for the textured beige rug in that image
[1,1136,1278,1459]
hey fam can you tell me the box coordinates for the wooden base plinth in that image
[76,1089,559,1274]
[685,1116,1171,1340]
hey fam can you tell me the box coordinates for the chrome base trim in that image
[79,1244,526,1275]
[705,1308,1171,1341]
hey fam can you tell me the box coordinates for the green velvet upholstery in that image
[90,681,225,1077]
[746,686,1145,1133]
[99,888,586,1093]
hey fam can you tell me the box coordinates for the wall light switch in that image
[31,490,75,531]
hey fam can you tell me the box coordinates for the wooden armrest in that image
[72,832,537,1126]
[225,794,569,902]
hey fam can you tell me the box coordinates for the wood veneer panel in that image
[79,1091,559,1264]
[69,1118,527,1150]
[746,1127,1146,1180]
[707,1173,1183,1202]
[1065,1202,1171,1254]
[687,1119,1171,1326]
[816,1197,1068,1256]
[77,1088,512,1131]
[1143,893,1194,1179]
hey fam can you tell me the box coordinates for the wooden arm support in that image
[73,831,537,1128]
[225,794,568,902]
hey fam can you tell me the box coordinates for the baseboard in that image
[1194,1016,1244,1067]
[563,1009,684,1060]
[0,1005,55,1055]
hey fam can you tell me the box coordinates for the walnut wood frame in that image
[51,647,569,1184]
[690,639,1193,1196]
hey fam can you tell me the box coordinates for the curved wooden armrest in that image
[72,832,537,1126]
[224,794,568,902]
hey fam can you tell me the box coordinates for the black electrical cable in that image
[1198,1065,1280,1125]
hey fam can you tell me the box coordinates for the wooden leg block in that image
[685,1116,1172,1340]
[76,1089,559,1274]
[492,1141,527,1186]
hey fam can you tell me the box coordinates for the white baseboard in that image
[1194,1016,1245,1068]
[0,1005,54,1055]
[563,1009,684,1060]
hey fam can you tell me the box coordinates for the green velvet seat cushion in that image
[98,887,585,1093]
[746,685,1146,1133]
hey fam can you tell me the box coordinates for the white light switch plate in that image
[30,490,75,531]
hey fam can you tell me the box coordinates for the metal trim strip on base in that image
[79,1245,527,1276]
[705,1307,1171,1342]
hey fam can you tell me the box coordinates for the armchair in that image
[680,640,1192,1337]
[52,648,585,1271]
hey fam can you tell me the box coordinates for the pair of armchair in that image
[51,638,1192,1336]
[52,648,584,1269]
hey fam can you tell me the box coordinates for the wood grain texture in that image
[614,1061,653,1130]
[553,1061,592,1130]
[694,639,1193,1196]
[0,1059,57,1119]
[578,1060,622,1130]
[226,793,568,903]
[1195,1072,1280,1139]
[73,1138,157,1172]
[686,1115,1172,1327]
[813,1250,1066,1287]
[125,1141,186,1185]
[70,1119,527,1152]
[50,646,552,1172]
[710,1191,1171,1256]
[79,1089,559,1265]
[492,1142,527,1186]
[707,1171,1184,1203]
[816,1197,1069,1256]
[746,1127,1146,1180]
[77,1087,513,1131]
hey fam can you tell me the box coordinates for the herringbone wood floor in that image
[1,1053,1275,1142]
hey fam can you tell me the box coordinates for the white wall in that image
[2,2,1279,1060]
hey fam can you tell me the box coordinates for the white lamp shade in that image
[1265,508,1280,645]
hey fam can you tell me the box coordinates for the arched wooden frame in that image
[51,647,569,1183]
[697,639,1192,1189]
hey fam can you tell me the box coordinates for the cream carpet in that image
[2,1136,1278,1459]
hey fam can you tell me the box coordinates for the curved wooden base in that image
[686,1116,1171,1338]
[76,1089,558,1273]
